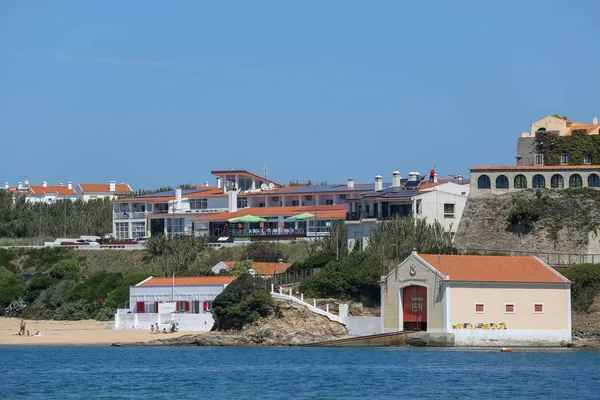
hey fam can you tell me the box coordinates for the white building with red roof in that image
[26,181,77,203]
[76,181,132,201]
[114,276,237,331]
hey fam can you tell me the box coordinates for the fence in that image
[264,268,321,287]
[463,248,600,267]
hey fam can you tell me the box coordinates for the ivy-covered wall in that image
[535,131,599,165]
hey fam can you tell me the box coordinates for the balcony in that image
[113,211,148,220]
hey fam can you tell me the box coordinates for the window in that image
[237,197,248,209]
[532,174,546,188]
[534,154,544,165]
[166,218,185,234]
[416,200,422,215]
[444,203,455,218]
[584,153,592,165]
[477,175,491,189]
[325,199,334,205]
[514,174,527,189]
[588,174,600,188]
[533,303,544,313]
[131,222,145,239]
[189,198,208,210]
[561,153,569,165]
[116,222,129,239]
[308,219,330,234]
[569,174,583,188]
[291,200,299,207]
[475,303,485,313]
[496,175,509,189]
[551,174,564,188]
[505,304,515,314]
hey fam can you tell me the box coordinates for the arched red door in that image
[402,286,427,331]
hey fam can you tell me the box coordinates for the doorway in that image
[402,285,427,331]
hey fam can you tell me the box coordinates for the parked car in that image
[137,237,148,245]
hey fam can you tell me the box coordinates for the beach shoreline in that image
[0,317,191,346]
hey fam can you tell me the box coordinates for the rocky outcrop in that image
[455,190,598,256]
[112,300,348,347]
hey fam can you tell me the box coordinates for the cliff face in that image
[454,189,600,257]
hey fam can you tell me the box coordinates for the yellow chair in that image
[498,322,507,330]
[453,324,463,330]
[490,323,499,330]
[481,323,490,330]
[464,323,473,329]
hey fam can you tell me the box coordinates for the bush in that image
[0,274,27,315]
[230,260,254,276]
[22,280,75,319]
[212,273,273,330]
[49,260,82,280]
[25,276,60,303]
[245,242,285,263]
[561,264,600,312]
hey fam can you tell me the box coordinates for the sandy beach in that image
[0,318,192,346]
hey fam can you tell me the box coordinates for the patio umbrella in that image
[228,214,268,223]
[163,320,177,324]
[284,212,315,221]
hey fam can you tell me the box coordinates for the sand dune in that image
[0,318,192,346]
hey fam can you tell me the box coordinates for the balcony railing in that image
[113,211,148,220]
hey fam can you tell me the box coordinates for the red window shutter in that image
[185,302,190,311]
[534,304,543,312]
[155,302,159,313]
[136,302,145,313]
[176,302,180,311]
[203,301,208,311]
[475,304,484,313]
[505,304,514,313]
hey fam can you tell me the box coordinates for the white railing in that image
[269,284,347,324]
[113,211,148,220]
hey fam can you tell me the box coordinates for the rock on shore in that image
[112,300,348,347]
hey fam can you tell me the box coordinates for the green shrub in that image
[25,276,60,303]
[561,264,600,312]
[212,273,273,330]
[22,280,75,319]
[67,271,123,303]
[49,259,82,280]
[245,242,285,263]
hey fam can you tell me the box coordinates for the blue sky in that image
[1,1,599,189]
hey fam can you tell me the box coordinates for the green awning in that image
[228,214,268,223]
[284,212,315,221]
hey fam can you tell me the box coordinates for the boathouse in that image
[380,251,572,346]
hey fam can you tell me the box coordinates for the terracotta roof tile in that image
[138,276,237,286]
[29,186,77,196]
[418,254,569,284]
[220,261,292,275]
[565,124,600,136]
[79,183,132,193]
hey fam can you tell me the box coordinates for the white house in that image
[77,181,132,201]
[26,181,77,203]
[346,172,469,249]
[114,276,237,331]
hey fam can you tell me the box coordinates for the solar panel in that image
[403,180,420,189]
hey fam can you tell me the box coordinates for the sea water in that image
[0,346,599,399]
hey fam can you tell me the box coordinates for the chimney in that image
[217,177,222,190]
[408,172,419,182]
[59,183,64,187]
[18,182,23,190]
[175,188,182,211]
[228,188,238,212]
[109,181,116,192]
[392,171,401,187]
[204,181,209,187]
[374,175,383,191]
[67,181,72,190]
[594,117,599,124]
[3,182,8,190]
[42,181,48,188]
[347,178,354,189]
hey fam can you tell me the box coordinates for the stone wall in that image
[454,190,598,259]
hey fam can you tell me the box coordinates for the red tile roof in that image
[470,165,600,171]
[565,124,600,136]
[28,185,77,196]
[221,261,292,275]
[138,276,237,286]
[192,205,347,222]
[78,183,132,193]
[418,254,569,284]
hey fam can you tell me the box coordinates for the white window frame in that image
[534,154,544,166]
[474,303,486,314]
[504,303,515,314]
[533,303,544,314]
[189,198,208,211]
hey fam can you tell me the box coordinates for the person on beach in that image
[162,328,167,334]
[151,324,155,334]
[19,320,26,336]
[26,330,30,336]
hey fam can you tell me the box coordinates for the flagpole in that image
[172,272,175,301]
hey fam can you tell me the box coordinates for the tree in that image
[0,274,27,315]
[49,260,82,280]
[212,273,273,330]
[245,242,284,263]
[230,260,254,276]
[145,235,208,276]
